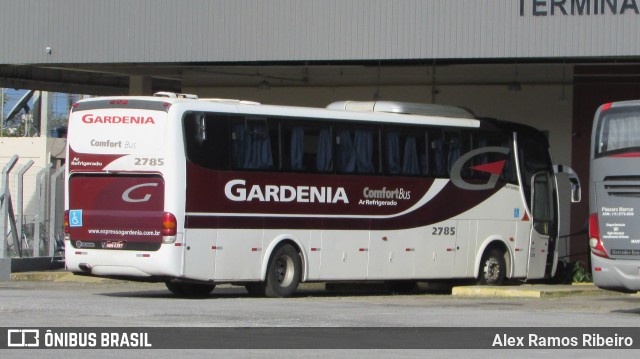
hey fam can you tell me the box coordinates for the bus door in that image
[527,171,559,279]
[515,133,560,280]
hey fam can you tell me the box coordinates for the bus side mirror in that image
[568,177,581,203]
[553,165,581,203]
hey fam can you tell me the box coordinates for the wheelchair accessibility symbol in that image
[69,210,83,227]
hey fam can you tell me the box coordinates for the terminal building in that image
[1,0,640,264]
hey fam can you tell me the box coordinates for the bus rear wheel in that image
[165,281,215,298]
[263,244,301,298]
[478,248,506,285]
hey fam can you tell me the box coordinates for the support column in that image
[39,91,49,137]
[129,76,153,96]
[0,258,9,281]
[1,155,19,258]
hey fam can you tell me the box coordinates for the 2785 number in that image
[432,227,456,236]
[134,158,164,166]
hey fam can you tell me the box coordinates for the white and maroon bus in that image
[64,93,579,297]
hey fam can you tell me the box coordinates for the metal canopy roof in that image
[0,0,639,94]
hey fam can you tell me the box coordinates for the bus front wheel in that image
[263,244,301,298]
[478,248,506,286]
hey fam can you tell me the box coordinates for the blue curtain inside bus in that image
[290,127,305,170]
[403,137,419,175]
[354,130,374,173]
[385,133,401,174]
[432,138,446,176]
[289,126,333,172]
[337,130,374,173]
[448,137,461,174]
[232,123,274,169]
[316,129,332,172]
[385,133,420,175]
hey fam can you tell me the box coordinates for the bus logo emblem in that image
[122,183,159,203]
[450,147,510,191]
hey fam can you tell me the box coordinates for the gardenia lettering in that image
[225,179,349,203]
[82,114,155,124]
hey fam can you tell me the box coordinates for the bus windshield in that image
[595,107,640,157]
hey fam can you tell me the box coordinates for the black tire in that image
[478,248,506,285]
[165,281,215,298]
[263,244,301,298]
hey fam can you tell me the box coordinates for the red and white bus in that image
[64,93,579,297]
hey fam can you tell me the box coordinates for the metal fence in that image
[0,155,65,259]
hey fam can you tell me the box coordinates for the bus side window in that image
[532,172,553,236]
[402,136,420,175]
[448,135,461,174]
[289,126,305,171]
[465,132,491,181]
[383,126,424,176]
[429,129,461,177]
[384,131,401,174]
[336,125,379,174]
[316,128,333,172]
[460,131,516,185]
[421,131,430,176]
[230,118,277,170]
[430,129,446,177]
[284,121,333,173]
[183,112,230,170]
[501,140,518,184]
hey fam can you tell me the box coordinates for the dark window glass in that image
[518,135,553,208]
[183,112,230,170]
[429,129,463,177]
[335,124,380,174]
[283,120,333,173]
[461,131,517,184]
[230,117,279,170]
[383,126,428,176]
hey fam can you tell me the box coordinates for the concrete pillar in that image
[39,91,49,137]
[129,76,153,96]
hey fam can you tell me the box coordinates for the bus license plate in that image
[103,241,126,249]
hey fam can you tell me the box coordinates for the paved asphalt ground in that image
[3,270,640,359]
[6,269,630,298]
